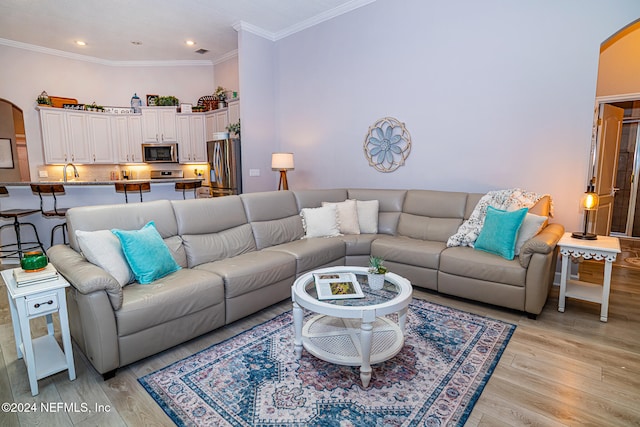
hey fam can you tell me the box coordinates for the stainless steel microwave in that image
[142,143,178,163]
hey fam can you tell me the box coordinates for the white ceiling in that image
[0,0,374,64]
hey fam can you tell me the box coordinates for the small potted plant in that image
[214,86,227,107]
[157,96,179,107]
[367,256,387,290]
[226,119,240,138]
[36,91,52,106]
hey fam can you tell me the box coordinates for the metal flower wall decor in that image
[363,117,411,172]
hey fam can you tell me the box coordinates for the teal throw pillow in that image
[111,221,181,284]
[474,206,528,260]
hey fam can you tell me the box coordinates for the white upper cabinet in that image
[177,114,206,163]
[228,100,240,127]
[86,113,115,163]
[141,107,177,142]
[112,115,143,163]
[39,108,69,164]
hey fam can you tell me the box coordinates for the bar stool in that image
[175,181,202,199]
[30,184,69,246]
[115,181,150,203]
[0,186,45,259]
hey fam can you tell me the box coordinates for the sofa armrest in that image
[519,223,565,268]
[47,244,123,310]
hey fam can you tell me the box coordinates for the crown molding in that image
[274,0,376,40]
[233,21,276,41]
[233,0,376,42]
[0,37,214,67]
[213,49,238,65]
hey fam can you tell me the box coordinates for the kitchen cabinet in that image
[177,114,206,163]
[204,100,240,139]
[141,107,177,143]
[39,108,93,164]
[86,113,115,163]
[228,100,240,127]
[214,110,229,134]
[112,115,143,163]
[39,108,69,164]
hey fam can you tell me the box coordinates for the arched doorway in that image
[592,19,640,239]
[0,99,30,182]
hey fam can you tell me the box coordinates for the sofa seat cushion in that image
[341,234,378,256]
[371,236,445,269]
[264,238,345,273]
[196,250,296,299]
[440,246,526,287]
[116,268,224,337]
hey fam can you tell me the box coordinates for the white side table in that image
[557,232,621,322]
[1,269,76,395]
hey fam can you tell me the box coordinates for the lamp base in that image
[571,231,597,240]
[277,170,289,191]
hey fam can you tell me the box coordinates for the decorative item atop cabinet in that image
[197,95,218,112]
[36,91,52,106]
[156,96,179,107]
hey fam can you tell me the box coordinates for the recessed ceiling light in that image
[186,40,196,46]
[75,40,86,46]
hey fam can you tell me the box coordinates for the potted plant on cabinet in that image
[367,256,387,290]
[226,119,240,138]
[157,96,179,107]
[36,91,52,106]
[214,86,227,108]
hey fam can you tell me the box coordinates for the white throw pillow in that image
[514,213,548,256]
[75,229,135,287]
[300,205,341,238]
[322,200,360,235]
[355,199,379,234]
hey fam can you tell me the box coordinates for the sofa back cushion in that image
[181,224,257,267]
[171,196,248,234]
[465,193,484,219]
[293,189,348,208]
[398,190,469,242]
[241,191,304,249]
[171,196,257,267]
[66,200,178,252]
[347,189,406,235]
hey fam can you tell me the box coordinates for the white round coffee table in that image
[291,266,412,388]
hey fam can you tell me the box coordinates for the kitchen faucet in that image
[63,163,79,182]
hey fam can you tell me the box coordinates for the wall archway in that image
[0,98,30,182]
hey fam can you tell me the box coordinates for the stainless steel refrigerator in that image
[207,132,242,197]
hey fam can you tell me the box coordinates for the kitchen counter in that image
[0,178,204,186]
[0,179,208,258]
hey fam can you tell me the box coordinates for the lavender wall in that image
[264,0,640,231]
[236,30,278,193]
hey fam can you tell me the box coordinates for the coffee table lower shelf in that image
[302,314,404,367]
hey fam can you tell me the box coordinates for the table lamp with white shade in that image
[272,153,294,190]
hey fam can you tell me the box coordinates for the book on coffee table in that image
[13,264,59,287]
[313,272,364,300]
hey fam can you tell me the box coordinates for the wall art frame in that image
[0,138,14,169]
[363,117,411,172]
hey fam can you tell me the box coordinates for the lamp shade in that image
[581,191,599,211]
[272,153,294,170]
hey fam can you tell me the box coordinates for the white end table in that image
[1,269,76,395]
[292,266,412,388]
[557,232,621,322]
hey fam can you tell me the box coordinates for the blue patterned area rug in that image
[139,298,515,426]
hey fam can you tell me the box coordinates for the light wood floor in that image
[1,260,639,427]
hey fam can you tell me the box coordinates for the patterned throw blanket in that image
[447,188,551,248]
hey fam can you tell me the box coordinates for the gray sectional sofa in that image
[47,188,564,378]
